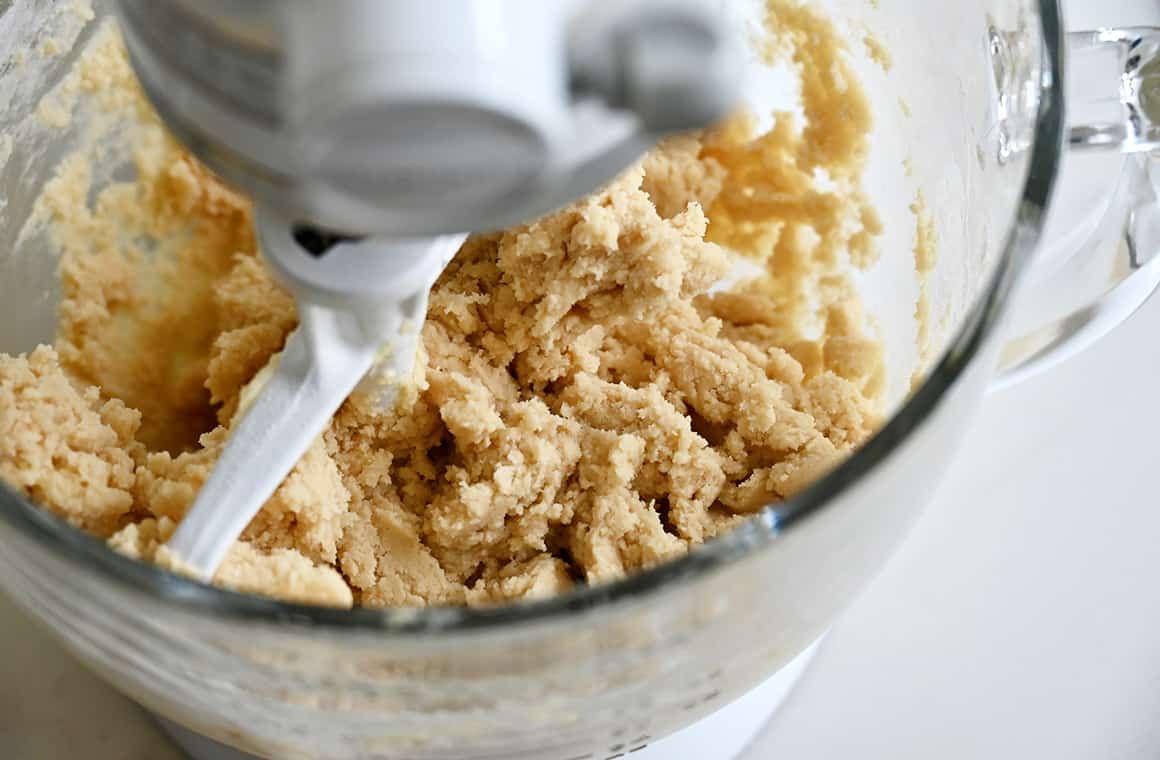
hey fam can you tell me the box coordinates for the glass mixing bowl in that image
[0,0,1157,758]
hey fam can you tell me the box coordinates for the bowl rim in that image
[0,0,1066,634]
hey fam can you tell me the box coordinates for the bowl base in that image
[153,639,819,760]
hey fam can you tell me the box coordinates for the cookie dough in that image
[0,2,884,608]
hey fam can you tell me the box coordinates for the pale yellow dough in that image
[0,2,885,608]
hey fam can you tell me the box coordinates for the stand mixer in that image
[113,0,743,579]
[12,1,1160,759]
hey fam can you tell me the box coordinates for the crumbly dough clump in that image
[0,3,884,608]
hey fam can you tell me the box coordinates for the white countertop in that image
[3,1,1159,758]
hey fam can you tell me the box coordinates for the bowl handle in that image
[991,26,1160,392]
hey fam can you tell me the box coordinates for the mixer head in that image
[114,0,741,238]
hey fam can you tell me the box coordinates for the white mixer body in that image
[114,0,741,236]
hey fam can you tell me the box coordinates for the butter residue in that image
[863,34,893,71]
[909,191,938,389]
